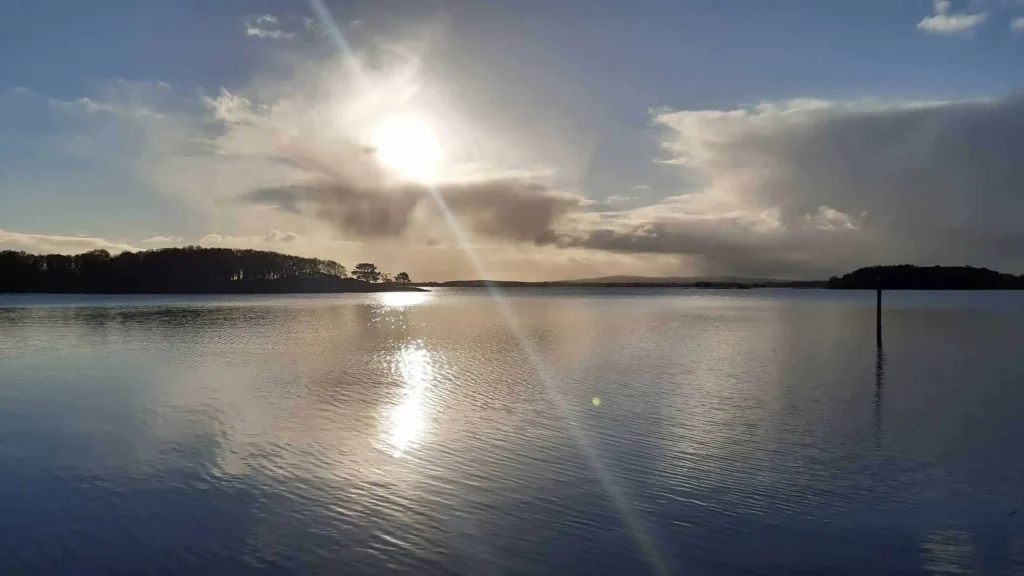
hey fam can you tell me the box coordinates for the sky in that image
[1,0,1023,281]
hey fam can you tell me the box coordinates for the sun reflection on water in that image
[385,341,434,457]
[378,291,431,309]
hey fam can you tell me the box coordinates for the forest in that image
[0,247,417,294]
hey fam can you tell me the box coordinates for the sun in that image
[371,115,442,183]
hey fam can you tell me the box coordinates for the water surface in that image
[2,289,1023,574]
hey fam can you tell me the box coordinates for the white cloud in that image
[49,96,161,118]
[199,231,301,246]
[918,0,987,34]
[141,235,184,244]
[244,14,295,39]
[1011,16,1024,31]
[629,185,651,191]
[604,195,639,204]
[246,28,294,40]
[0,229,136,254]
[262,230,300,243]
[805,206,860,231]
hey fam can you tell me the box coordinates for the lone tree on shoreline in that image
[395,272,411,286]
[352,262,381,283]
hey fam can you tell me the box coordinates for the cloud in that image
[245,178,586,243]
[629,185,651,191]
[20,47,621,278]
[78,80,1024,278]
[28,29,1024,280]
[199,230,301,246]
[244,14,295,39]
[805,206,860,231]
[605,195,639,204]
[196,81,588,246]
[1012,16,1024,31]
[49,96,161,118]
[0,229,136,254]
[262,230,299,242]
[918,0,987,34]
[141,235,184,244]
[550,94,1024,277]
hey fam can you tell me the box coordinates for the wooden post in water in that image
[876,277,882,348]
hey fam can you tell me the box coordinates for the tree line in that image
[0,247,413,293]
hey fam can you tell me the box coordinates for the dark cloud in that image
[243,177,587,243]
[247,184,421,238]
[744,96,1024,237]
[537,222,866,279]
[554,93,1024,277]
[442,180,585,241]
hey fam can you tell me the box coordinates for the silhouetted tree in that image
[380,272,393,284]
[395,272,411,286]
[352,263,381,283]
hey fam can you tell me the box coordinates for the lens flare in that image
[372,115,442,183]
[309,2,667,571]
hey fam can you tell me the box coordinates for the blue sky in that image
[1,0,1023,280]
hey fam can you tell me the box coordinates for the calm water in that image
[2,289,1023,574]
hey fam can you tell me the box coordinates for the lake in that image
[1,289,1023,574]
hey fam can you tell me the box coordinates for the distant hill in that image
[418,278,824,289]
[829,265,1024,290]
[420,266,1024,290]
[563,275,783,285]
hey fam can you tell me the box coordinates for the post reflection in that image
[384,340,435,457]
[874,344,885,449]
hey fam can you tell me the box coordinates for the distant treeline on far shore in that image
[420,265,1024,290]
[0,247,421,294]
[416,279,826,289]
[2,247,1022,293]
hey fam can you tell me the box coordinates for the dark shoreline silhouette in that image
[417,266,1024,289]
[420,265,1024,290]
[0,247,423,294]
[416,280,826,289]
[3,249,1020,293]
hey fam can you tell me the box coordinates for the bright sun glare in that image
[371,115,442,183]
